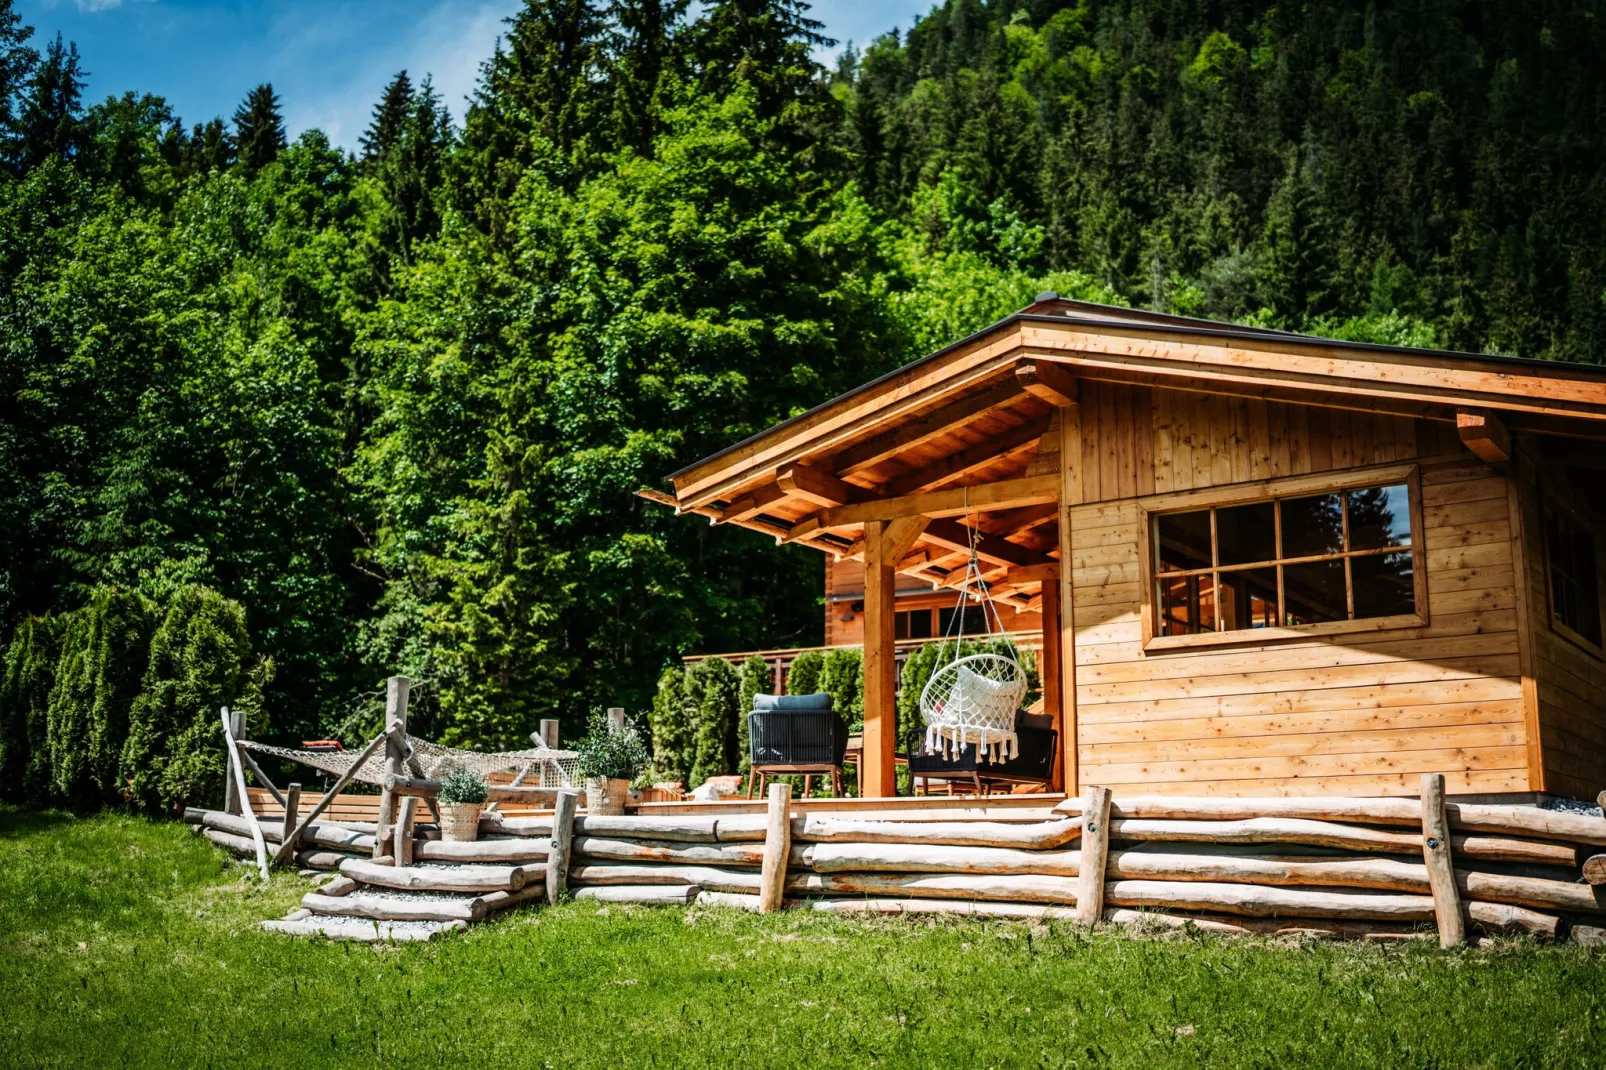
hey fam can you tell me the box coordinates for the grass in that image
[2,807,1604,1068]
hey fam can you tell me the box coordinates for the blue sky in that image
[17,0,931,150]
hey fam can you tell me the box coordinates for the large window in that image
[1152,480,1418,640]
[1544,501,1602,648]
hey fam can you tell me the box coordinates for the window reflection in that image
[1348,484,1411,551]
[1216,501,1276,566]
[1281,492,1343,558]
[1352,552,1416,619]
[1219,567,1279,630]
[1282,559,1347,625]
[1158,573,1216,635]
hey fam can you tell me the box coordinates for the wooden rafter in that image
[881,414,1049,498]
[1015,358,1080,408]
[827,380,1024,476]
[713,482,786,524]
[776,463,870,506]
[787,474,1058,540]
[1457,408,1511,464]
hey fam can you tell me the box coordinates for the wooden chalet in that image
[647,296,1606,803]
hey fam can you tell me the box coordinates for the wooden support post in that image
[1039,580,1064,793]
[607,707,626,732]
[394,796,417,867]
[539,719,560,749]
[861,520,899,798]
[1420,773,1467,948]
[280,783,301,852]
[759,782,793,913]
[373,676,411,864]
[223,706,247,814]
[236,747,284,808]
[1456,408,1511,464]
[1075,784,1111,925]
[547,789,579,905]
[1057,402,1081,794]
[772,658,785,696]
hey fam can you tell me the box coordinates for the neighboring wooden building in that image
[647,297,1606,801]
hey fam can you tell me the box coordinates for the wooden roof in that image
[643,296,1606,611]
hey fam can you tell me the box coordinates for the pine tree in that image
[0,0,37,155]
[232,82,286,174]
[604,0,686,154]
[16,32,85,170]
[373,75,451,267]
[0,615,59,803]
[361,69,413,166]
[688,0,831,114]
[43,587,153,803]
[180,117,235,176]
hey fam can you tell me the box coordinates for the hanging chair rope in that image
[916,488,1029,763]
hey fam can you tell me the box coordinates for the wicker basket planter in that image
[585,777,630,816]
[439,802,484,842]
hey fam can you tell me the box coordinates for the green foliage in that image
[120,586,259,814]
[437,767,489,805]
[685,657,740,785]
[819,647,862,730]
[785,650,823,697]
[43,587,153,803]
[647,665,693,784]
[735,654,769,773]
[573,711,651,782]
[0,615,60,802]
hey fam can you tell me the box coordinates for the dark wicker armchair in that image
[905,711,1058,795]
[746,693,849,798]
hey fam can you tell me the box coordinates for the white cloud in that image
[280,0,516,151]
[72,0,152,12]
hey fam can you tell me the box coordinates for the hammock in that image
[240,735,581,788]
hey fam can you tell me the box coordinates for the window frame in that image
[1138,463,1429,652]
[1539,491,1606,658]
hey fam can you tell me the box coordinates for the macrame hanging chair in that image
[917,541,1029,764]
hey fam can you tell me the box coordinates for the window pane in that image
[1219,567,1279,630]
[1352,552,1416,619]
[939,605,989,637]
[1283,559,1347,624]
[1348,484,1412,551]
[1216,501,1276,566]
[1548,508,1602,645]
[907,608,933,640]
[1281,492,1343,558]
[1156,510,1212,573]
[895,611,909,640]
[1157,574,1216,636]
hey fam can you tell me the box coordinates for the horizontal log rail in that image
[383,773,560,805]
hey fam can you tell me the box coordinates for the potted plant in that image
[574,712,649,815]
[437,768,489,842]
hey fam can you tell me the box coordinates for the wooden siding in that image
[1064,384,1530,798]
[1512,439,1606,800]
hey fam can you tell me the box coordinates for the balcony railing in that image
[681,631,1045,695]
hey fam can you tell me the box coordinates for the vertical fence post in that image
[281,783,302,855]
[223,706,248,815]
[547,789,579,905]
[607,707,626,733]
[373,676,410,864]
[393,796,417,866]
[539,719,560,749]
[759,782,793,913]
[1420,773,1466,948]
[1075,784,1111,926]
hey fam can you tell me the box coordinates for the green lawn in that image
[2,806,1604,1068]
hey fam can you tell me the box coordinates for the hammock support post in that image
[223,706,247,815]
[271,728,391,868]
[373,676,411,864]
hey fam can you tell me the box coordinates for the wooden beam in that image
[1457,408,1511,464]
[546,789,578,905]
[921,518,1052,570]
[759,783,792,913]
[829,380,1024,476]
[882,416,1049,498]
[714,482,786,524]
[1075,785,1112,925]
[1058,401,1080,794]
[1015,359,1080,408]
[861,521,899,799]
[883,516,930,564]
[790,475,1058,537]
[973,502,1058,536]
[776,463,870,507]
[1003,562,1059,586]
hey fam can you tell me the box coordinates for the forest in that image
[2,0,1604,807]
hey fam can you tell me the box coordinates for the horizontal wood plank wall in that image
[1513,440,1606,799]
[1064,383,1529,798]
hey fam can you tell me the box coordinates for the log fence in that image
[193,759,1606,944]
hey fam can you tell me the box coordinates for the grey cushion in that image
[753,692,832,713]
